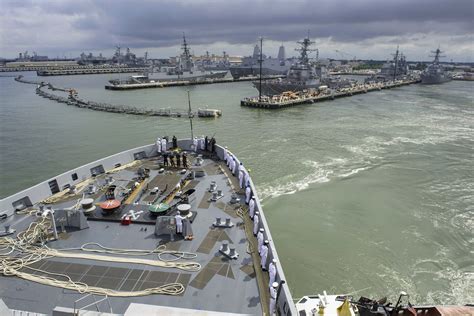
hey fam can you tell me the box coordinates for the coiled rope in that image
[0,214,200,297]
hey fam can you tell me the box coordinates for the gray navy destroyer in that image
[109,35,227,86]
[365,47,410,83]
[421,48,452,84]
[254,37,353,96]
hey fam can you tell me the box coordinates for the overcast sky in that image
[1,0,473,61]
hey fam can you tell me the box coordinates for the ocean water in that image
[1,72,473,304]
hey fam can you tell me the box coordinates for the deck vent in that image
[12,197,32,211]
[48,179,60,194]
[71,173,78,181]
[133,151,147,160]
[90,165,105,176]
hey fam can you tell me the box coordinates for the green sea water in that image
[1,72,473,304]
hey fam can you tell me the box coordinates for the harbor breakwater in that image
[14,76,219,118]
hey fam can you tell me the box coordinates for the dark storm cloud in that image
[1,0,473,59]
[65,0,474,47]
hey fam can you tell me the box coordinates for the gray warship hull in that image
[420,73,452,84]
[229,64,289,79]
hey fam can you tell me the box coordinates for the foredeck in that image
[1,155,260,314]
[0,140,297,316]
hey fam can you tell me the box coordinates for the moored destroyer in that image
[421,48,452,84]
[253,37,353,96]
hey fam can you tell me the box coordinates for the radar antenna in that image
[295,36,316,64]
[430,47,445,64]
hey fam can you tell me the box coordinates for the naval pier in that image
[241,78,421,109]
[104,75,286,90]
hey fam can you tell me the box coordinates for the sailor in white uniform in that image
[193,137,198,152]
[238,163,247,188]
[269,282,278,316]
[161,138,167,152]
[257,228,264,254]
[268,259,277,288]
[175,211,184,234]
[230,158,236,175]
[260,240,269,270]
[244,169,251,187]
[248,197,256,218]
[156,138,162,153]
[223,146,229,164]
[245,185,252,204]
[227,154,232,168]
[253,211,260,236]
[200,136,205,150]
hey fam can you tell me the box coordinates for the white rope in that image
[0,215,200,297]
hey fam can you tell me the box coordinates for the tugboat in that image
[421,48,452,84]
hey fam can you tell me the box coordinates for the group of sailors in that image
[156,136,188,168]
[224,146,280,316]
[192,135,217,153]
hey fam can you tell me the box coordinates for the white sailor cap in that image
[272,259,277,263]
[259,228,264,232]
[255,211,260,215]
[264,240,269,244]
[225,146,228,149]
[272,282,279,288]
[251,196,255,200]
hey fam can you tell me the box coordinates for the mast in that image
[187,90,194,140]
[258,37,263,102]
[431,47,444,64]
[295,36,316,64]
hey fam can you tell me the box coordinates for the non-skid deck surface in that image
[196,228,233,254]
[25,260,191,295]
[197,191,212,209]
[189,256,235,290]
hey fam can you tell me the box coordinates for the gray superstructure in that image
[254,37,352,96]
[109,35,227,86]
[421,48,452,84]
[229,44,290,79]
[365,47,410,83]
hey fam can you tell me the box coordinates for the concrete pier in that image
[37,67,148,76]
[105,75,285,90]
[240,79,420,109]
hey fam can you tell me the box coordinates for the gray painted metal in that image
[0,139,297,316]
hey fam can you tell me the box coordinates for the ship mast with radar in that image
[295,36,316,64]
[180,33,194,73]
[431,47,445,64]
